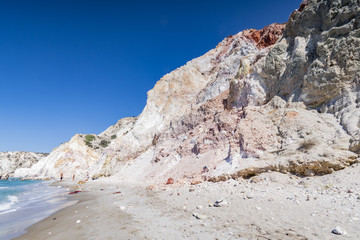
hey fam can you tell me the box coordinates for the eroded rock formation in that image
[0,152,47,178]
[16,0,360,185]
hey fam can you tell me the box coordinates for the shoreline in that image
[14,164,360,239]
[0,180,75,240]
[14,183,136,240]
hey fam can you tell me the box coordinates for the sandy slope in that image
[15,163,360,240]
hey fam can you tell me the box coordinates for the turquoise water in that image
[0,179,70,239]
[0,179,41,213]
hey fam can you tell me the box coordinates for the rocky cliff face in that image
[0,152,47,178]
[16,0,360,185]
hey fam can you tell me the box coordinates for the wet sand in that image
[14,187,135,240]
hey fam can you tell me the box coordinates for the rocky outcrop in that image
[0,152,47,178]
[16,0,360,184]
[0,172,9,180]
[243,23,286,49]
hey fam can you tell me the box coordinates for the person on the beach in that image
[85,172,89,181]
[72,174,75,181]
[60,172,63,182]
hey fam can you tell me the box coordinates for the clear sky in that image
[0,0,301,153]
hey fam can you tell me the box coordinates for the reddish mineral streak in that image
[243,23,286,49]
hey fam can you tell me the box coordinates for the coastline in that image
[0,180,75,240]
[15,164,360,239]
[14,182,136,240]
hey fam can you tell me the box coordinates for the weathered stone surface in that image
[243,23,286,49]
[0,152,46,178]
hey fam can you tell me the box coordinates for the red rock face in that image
[243,23,285,49]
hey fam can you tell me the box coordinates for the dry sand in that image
[15,163,360,240]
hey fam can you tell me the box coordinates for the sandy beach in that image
[13,162,360,240]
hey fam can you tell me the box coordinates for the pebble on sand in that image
[213,200,229,207]
[332,226,347,235]
[193,213,207,220]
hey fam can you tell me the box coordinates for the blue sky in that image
[0,0,301,153]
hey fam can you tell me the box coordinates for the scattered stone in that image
[304,169,315,177]
[196,205,203,209]
[332,227,346,235]
[213,200,229,207]
[347,189,353,193]
[120,206,126,210]
[193,213,207,220]
[246,194,254,199]
[191,180,202,185]
[250,177,259,183]
[189,188,195,192]
[76,220,81,224]
[166,178,174,185]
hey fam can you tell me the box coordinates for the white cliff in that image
[0,151,47,179]
[16,0,360,185]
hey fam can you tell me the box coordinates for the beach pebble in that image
[246,194,254,199]
[304,169,315,176]
[196,205,203,209]
[193,213,207,220]
[76,220,81,224]
[48,232,52,235]
[213,200,229,207]
[120,206,126,210]
[332,227,347,235]
[166,178,174,185]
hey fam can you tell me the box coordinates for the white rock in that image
[213,200,229,207]
[192,213,207,220]
[332,227,347,235]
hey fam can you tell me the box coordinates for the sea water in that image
[0,178,70,240]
